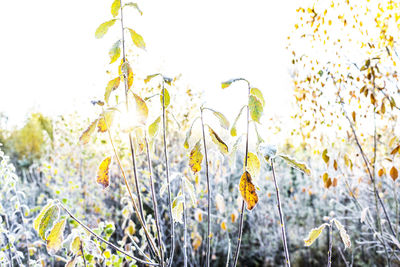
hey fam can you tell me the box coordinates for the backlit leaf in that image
[95,19,117,39]
[230,105,245,136]
[160,88,170,108]
[33,202,54,233]
[208,127,228,154]
[131,92,148,124]
[46,219,66,254]
[119,60,133,89]
[333,219,351,249]
[37,205,60,240]
[221,79,235,89]
[144,74,159,83]
[97,110,115,132]
[172,195,184,224]
[125,2,142,15]
[207,108,229,130]
[239,171,258,211]
[250,88,265,106]
[244,152,260,179]
[79,119,98,145]
[184,177,196,205]
[390,166,398,181]
[109,40,121,64]
[148,116,161,138]
[128,28,146,49]
[249,95,263,123]
[279,155,311,175]
[97,157,111,189]
[104,77,121,103]
[111,0,120,17]
[189,140,203,173]
[70,236,82,255]
[322,149,330,164]
[304,223,328,246]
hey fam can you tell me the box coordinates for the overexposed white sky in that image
[0,0,298,127]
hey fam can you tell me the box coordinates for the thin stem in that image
[145,134,164,266]
[200,107,211,267]
[181,177,188,267]
[232,79,251,267]
[161,81,175,267]
[80,242,87,267]
[327,222,333,267]
[271,159,291,267]
[58,202,158,266]
[128,235,153,262]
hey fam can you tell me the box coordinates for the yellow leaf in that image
[95,19,117,39]
[119,60,134,89]
[70,236,82,255]
[378,168,385,177]
[239,171,259,211]
[208,127,228,154]
[36,205,60,240]
[230,105,245,136]
[221,221,227,231]
[148,116,161,138]
[33,202,53,233]
[322,149,330,164]
[333,159,338,171]
[144,73,159,84]
[333,219,351,249]
[244,152,261,179]
[160,88,170,108]
[249,95,263,123]
[97,110,114,133]
[79,119,98,145]
[124,2,142,15]
[128,28,146,49]
[131,92,148,124]
[221,79,235,89]
[207,108,229,130]
[390,166,398,181]
[111,0,120,17]
[250,88,265,106]
[97,157,111,189]
[104,77,121,103]
[279,155,311,175]
[195,209,203,222]
[109,40,121,64]
[192,232,202,251]
[172,195,184,224]
[189,140,203,173]
[304,224,328,246]
[46,219,66,255]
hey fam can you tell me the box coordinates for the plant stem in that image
[181,177,188,267]
[80,242,87,267]
[200,107,211,267]
[161,81,175,267]
[232,79,251,267]
[129,135,145,223]
[327,221,333,267]
[145,134,164,266]
[271,159,291,267]
[58,202,159,266]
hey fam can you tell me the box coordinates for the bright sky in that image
[0,0,298,127]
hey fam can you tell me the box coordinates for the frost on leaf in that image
[208,127,228,154]
[46,219,66,255]
[95,19,117,39]
[279,155,311,176]
[172,195,184,224]
[97,157,111,189]
[97,110,114,133]
[189,140,203,173]
[148,116,161,138]
[244,152,261,179]
[304,223,328,246]
[333,219,351,249]
[109,40,121,64]
[239,171,258,211]
[79,119,98,145]
[250,87,265,106]
[248,95,263,123]
[34,204,60,240]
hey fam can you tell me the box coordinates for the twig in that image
[80,241,87,267]
[57,202,158,266]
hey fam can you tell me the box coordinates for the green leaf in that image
[231,105,246,136]
[279,154,311,175]
[124,2,143,15]
[250,88,265,106]
[208,126,229,154]
[95,19,117,39]
[148,116,161,138]
[160,88,170,108]
[36,204,60,240]
[46,219,66,254]
[33,202,53,232]
[111,0,120,17]
[249,95,263,123]
[128,28,146,49]
[109,40,121,64]
[104,77,121,103]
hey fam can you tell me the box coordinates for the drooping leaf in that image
[221,79,235,89]
[390,166,398,181]
[304,223,328,246]
[111,0,120,17]
[160,88,170,108]
[70,236,82,255]
[37,205,60,240]
[322,149,330,164]
[229,135,243,165]
[97,157,111,189]
[172,195,184,224]
[208,126,228,154]
[250,88,265,106]
[244,152,261,179]
[119,60,134,89]
[131,92,148,124]
[33,202,54,233]
[183,177,196,206]
[97,110,115,133]
[128,28,146,49]
[192,232,202,251]
[124,2,142,15]
[189,140,203,173]
[323,172,332,188]
[333,219,351,249]
[144,73,159,83]
[95,19,117,39]
[279,155,311,175]
[46,219,66,254]
[148,116,161,138]
[79,119,98,145]
[104,77,121,103]
[109,40,121,64]
[230,105,245,136]
[206,108,229,130]
[249,95,263,123]
[239,171,258,211]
